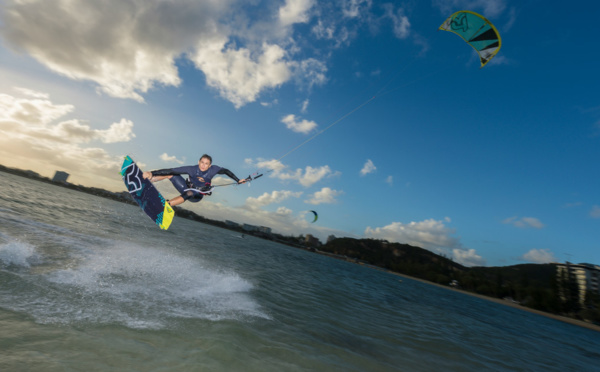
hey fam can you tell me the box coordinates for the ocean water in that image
[0,171,599,372]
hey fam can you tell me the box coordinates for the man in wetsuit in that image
[142,154,247,207]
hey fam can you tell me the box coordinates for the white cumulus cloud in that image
[520,249,558,264]
[305,187,343,205]
[160,153,185,165]
[360,159,376,176]
[453,249,485,267]
[246,158,337,188]
[278,165,336,187]
[365,218,459,251]
[244,190,303,210]
[0,88,136,189]
[279,0,315,27]
[364,217,486,266]
[0,0,330,108]
[281,114,318,134]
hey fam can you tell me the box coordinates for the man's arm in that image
[217,168,247,183]
[142,166,193,180]
[150,168,186,177]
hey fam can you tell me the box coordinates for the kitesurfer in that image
[142,154,247,207]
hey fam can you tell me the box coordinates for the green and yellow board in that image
[120,155,174,230]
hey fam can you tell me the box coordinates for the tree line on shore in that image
[320,237,600,325]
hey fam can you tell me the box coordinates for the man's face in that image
[198,157,211,171]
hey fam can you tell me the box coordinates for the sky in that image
[0,0,598,267]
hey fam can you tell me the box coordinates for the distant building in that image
[305,234,321,247]
[242,223,272,235]
[258,226,272,234]
[52,171,69,183]
[226,220,240,228]
[556,263,600,304]
[243,223,259,232]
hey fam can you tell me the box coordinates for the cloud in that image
[301,99,310,113]
[305,187,343,205]
[382,4,411,39]
[279,0,315,27]
[191,40,294,108]
[385,175,393,186]
[279,165,336,187]
[502,216,545,229]
[160,153,185,165]
[1,1,195,102]
[453,249,485,267]
[364,217,485,266]
[180,192,347,243]
[360,159,376,176]
[0,88,135,189]
[14,87,49,99]
[341,0,371,18]
[52,118,135,144]
[432,0,507,18]
[365,218,459,251]
[281,114,318,134]
[1,91,74,126]
[295,58,328,89]
[520,249,558,264]
[244,190,303,210]
[0,0,330,108]
[245,158,287,173]
[246,158,338,188]
[0,90,135,145]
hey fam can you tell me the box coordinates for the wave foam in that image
[41,241,268,328]
[0,239,36,268]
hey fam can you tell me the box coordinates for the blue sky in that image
[1,0,598,267]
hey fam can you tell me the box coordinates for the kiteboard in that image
[120,155,175,230]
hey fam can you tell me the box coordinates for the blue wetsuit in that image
[151,165,240,203]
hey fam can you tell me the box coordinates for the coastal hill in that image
[319,237,600,325]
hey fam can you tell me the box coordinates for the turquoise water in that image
[0,171,599,371]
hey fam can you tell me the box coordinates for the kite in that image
[309,210,318,223]
[439,10,502,68]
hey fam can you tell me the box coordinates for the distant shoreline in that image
[385,266,600,333]
[311,249,600,333]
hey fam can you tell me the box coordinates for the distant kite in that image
[309,210,318,223]
[439,10,502,68]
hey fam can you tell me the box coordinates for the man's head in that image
[198,154,212,171]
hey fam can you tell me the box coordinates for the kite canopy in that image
[439,10,502,68]
[309,210,318,223]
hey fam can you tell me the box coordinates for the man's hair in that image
[199,154,212,164]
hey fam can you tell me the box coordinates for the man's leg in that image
[166,176,203,206]
[168,196,185,207]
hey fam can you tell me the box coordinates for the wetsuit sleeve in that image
[150,166,192,177]
[217,168,240,182]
